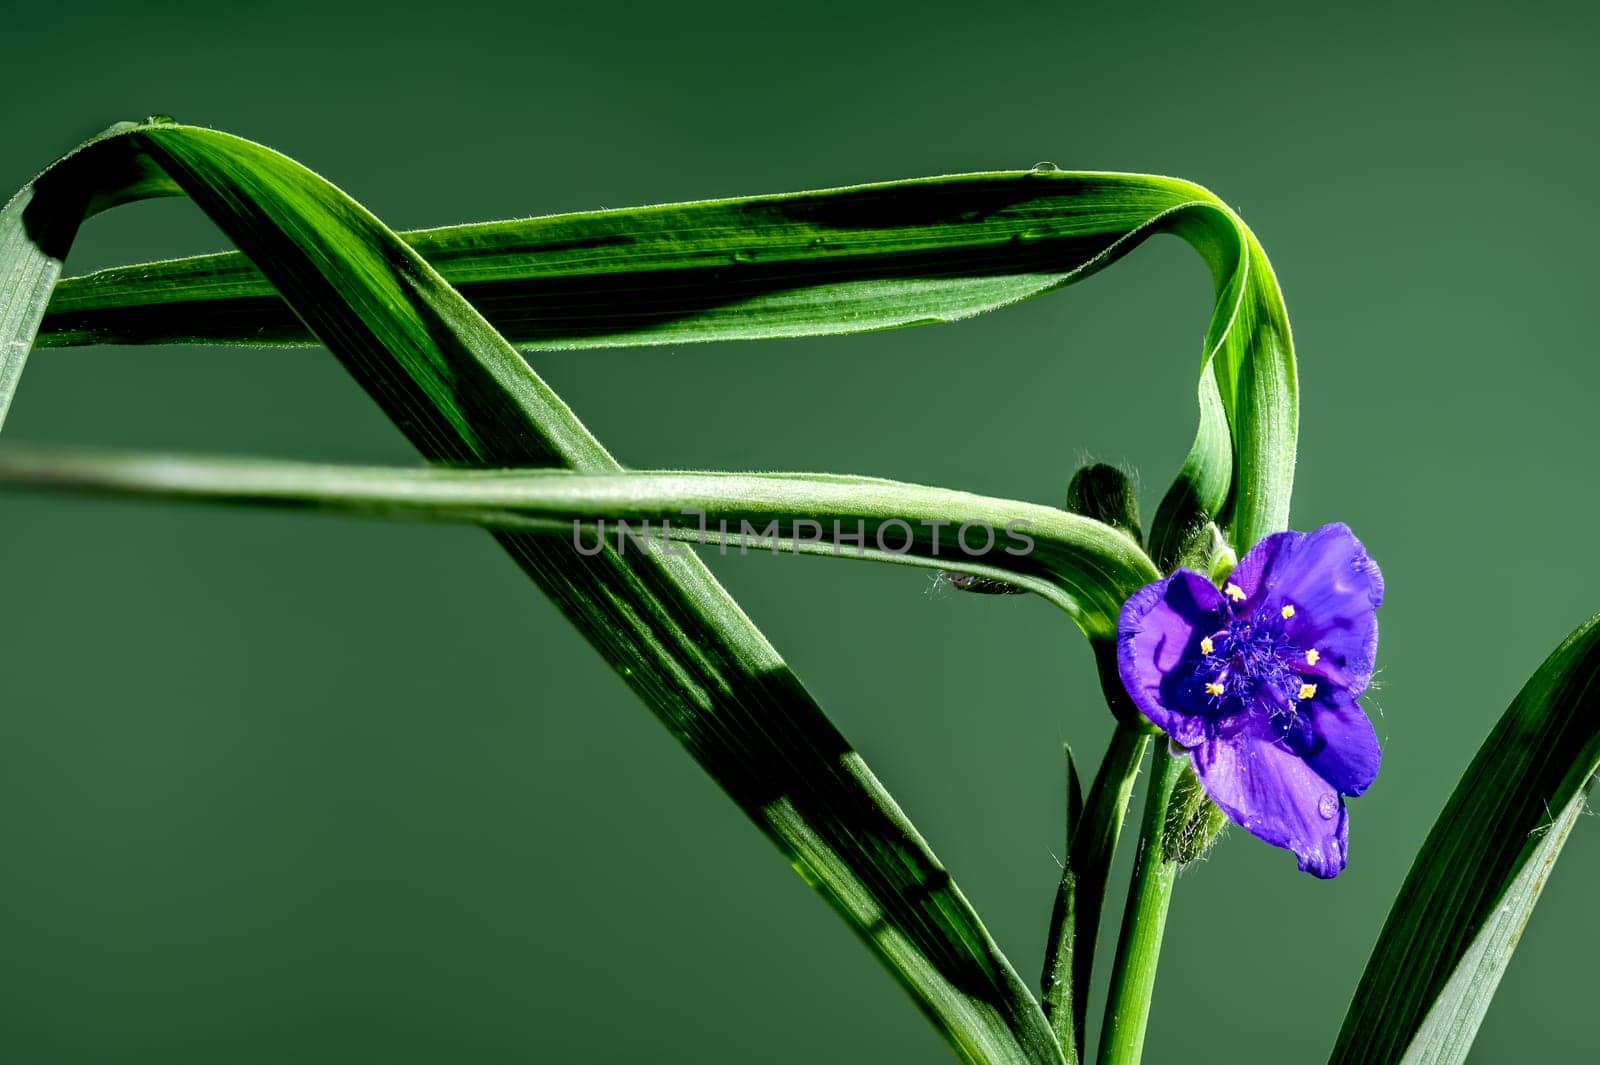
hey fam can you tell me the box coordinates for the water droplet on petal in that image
[1030,160,1060,173]
[1318,793,1338,819]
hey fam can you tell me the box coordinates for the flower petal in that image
[1279,686,1382,797]
[1117,570,1228,745]
[1230,522,1384,695]
[1191,718,1350,878]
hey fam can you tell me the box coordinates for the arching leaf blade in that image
[0,448,1160,639]
[0,119,181,430]
[1148,216,1295,561]
[40,169,1296,551]
[1330,614,1600,1065]
[38,172,1213,350]
[2,122,1066,1065]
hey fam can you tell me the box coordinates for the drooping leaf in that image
[0,119,173,430]
[1,122,1066,1065]
[1330,614,1600,1065]
[0,175,66,429]
[38,167,1296,559]
[1145,220,1295,563]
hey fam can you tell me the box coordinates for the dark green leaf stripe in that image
[40,171,1230,351]
[2,122,1063,1065]
[38,166,1296,556]
[1330,614,1600,1065]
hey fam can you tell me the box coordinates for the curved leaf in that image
[0,119,177,430]
[0,448,1159,639]
[1,122,1064,1065]
[1148,221,1295,561]
[1330,614,1600,1065]
[38,167,1295,557]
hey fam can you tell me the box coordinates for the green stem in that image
[1095,743,1183,1065]
[1040,722,1150,1061]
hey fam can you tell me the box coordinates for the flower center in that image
[1192,601,1318,718]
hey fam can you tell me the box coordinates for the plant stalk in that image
[1094,742,1183,1065]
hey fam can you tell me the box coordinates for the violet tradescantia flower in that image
[1117,523,1384,878]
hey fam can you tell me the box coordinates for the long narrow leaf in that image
[2,122,1064,1065]
[0,447,1159,636]
[1330,614,1600,1065]
[1039,725,1149,1062]
[38,167,1296,555]
[0,119,177,429]
[0,176,65,428]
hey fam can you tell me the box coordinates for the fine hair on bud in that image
[1162,759,1230,864]
[1065,462,1143,545]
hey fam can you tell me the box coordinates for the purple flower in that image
[1117,523,1384,878]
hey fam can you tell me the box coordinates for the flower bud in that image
[1065,463,1150,726]
[1167,518,1232,579]
[1161,758,1229,864]
[945,462,1143,597]
[1065,463,1142,545]
[1205,528,1237,585]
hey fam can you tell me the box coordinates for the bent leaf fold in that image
[41,165,1296,557]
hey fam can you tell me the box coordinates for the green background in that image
[2,1,1597,1061]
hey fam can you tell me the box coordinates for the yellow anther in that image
[1200,636,1214,655]
[1205,682,1225,697]
[1280,604,1295,619]
[1224,582,1246,602]
[1305,648,1321,666]
[1298,682,1318,700]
